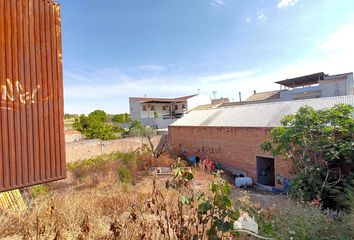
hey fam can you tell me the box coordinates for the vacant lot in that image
[0,152,352,239]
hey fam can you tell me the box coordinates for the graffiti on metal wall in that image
[1,78,42,110]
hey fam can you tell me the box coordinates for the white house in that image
[129,94,205,129]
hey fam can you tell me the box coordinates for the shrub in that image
[29,184,49,198]
[171,157,188,168]
[123,120,155,138]
[121,152,138,167]
[67,156,109,179]
[271,200,354,239]
[162,170,274,239]
[117,167,132,184]
[261,104,354,209]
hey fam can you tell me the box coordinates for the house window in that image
[162,105,167,111]
[174,105,178,110]
[151,106,155,111]
[182,104,185,109]
[142,105,147,111]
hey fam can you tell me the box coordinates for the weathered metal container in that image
[0,0,66,192]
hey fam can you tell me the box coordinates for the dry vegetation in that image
[0,151,353,240]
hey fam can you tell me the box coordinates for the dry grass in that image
[1,152,352,239]
[0,152,184,239]
[0,174,173,239]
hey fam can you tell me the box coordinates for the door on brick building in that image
[256,156,275,186]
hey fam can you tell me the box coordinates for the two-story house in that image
[129,94,202,129]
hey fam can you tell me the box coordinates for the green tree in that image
[73,114,89,132]
[73,111,117,140]
[261,104,354,209]
[124,120,155,138]
[112,113,132,123]
[112,114,124,123]
[124,113,131,122]
[83,117,116,140]
[88,110,107,122]
[64,113,78,119]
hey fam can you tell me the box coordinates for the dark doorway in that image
[256,156,275,186]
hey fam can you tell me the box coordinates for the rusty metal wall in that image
[0,0,66,192]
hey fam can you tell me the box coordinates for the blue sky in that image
[60,0,354,114]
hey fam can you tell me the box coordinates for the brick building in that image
[169,95,354,186]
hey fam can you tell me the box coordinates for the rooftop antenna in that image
[212,90,217,99]
[239,92,242,102]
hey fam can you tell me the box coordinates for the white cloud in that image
[137,64,166,72]
[277,0,299,9]
[256,10,267,22]
[210,0,225,8]
[318,24,354,53]
[245,17,251,23]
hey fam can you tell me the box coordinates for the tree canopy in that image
[261,104,354,209]
[123,120,155,138]
[112,113,131,123]
[73,110,117,140]
[88,110,108,122]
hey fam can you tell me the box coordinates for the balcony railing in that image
[162,113,184,119]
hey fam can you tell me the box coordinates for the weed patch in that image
[118,167,132,184]
[29,184,49,198]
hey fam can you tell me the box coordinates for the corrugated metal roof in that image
[171,96,354,128]
[275,72,325,87]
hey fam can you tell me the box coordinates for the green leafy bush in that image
[261,104,354,209]
[112,113,131,123]
[118,167,132,183]
[67,156,109,179]
[29,184,49,198]
[88,110,108,122]
[73,110,117,140]
[271,201,354,240]
[121,152,138,166]
[164,170,274,239]
[123,120,155,138]
[171,157,188,168]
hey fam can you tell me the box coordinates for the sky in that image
[59,0,354,114]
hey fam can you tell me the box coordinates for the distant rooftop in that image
[217,91,282,107]
[246,90,281,102]
[130,94,198,104]
[188,103,221,112]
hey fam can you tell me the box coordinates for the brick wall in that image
[66,136,162,162]
[168,126,291,182]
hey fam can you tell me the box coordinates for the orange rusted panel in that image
[0,0,66,192]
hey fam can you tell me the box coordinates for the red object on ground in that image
[203,159,216,172]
